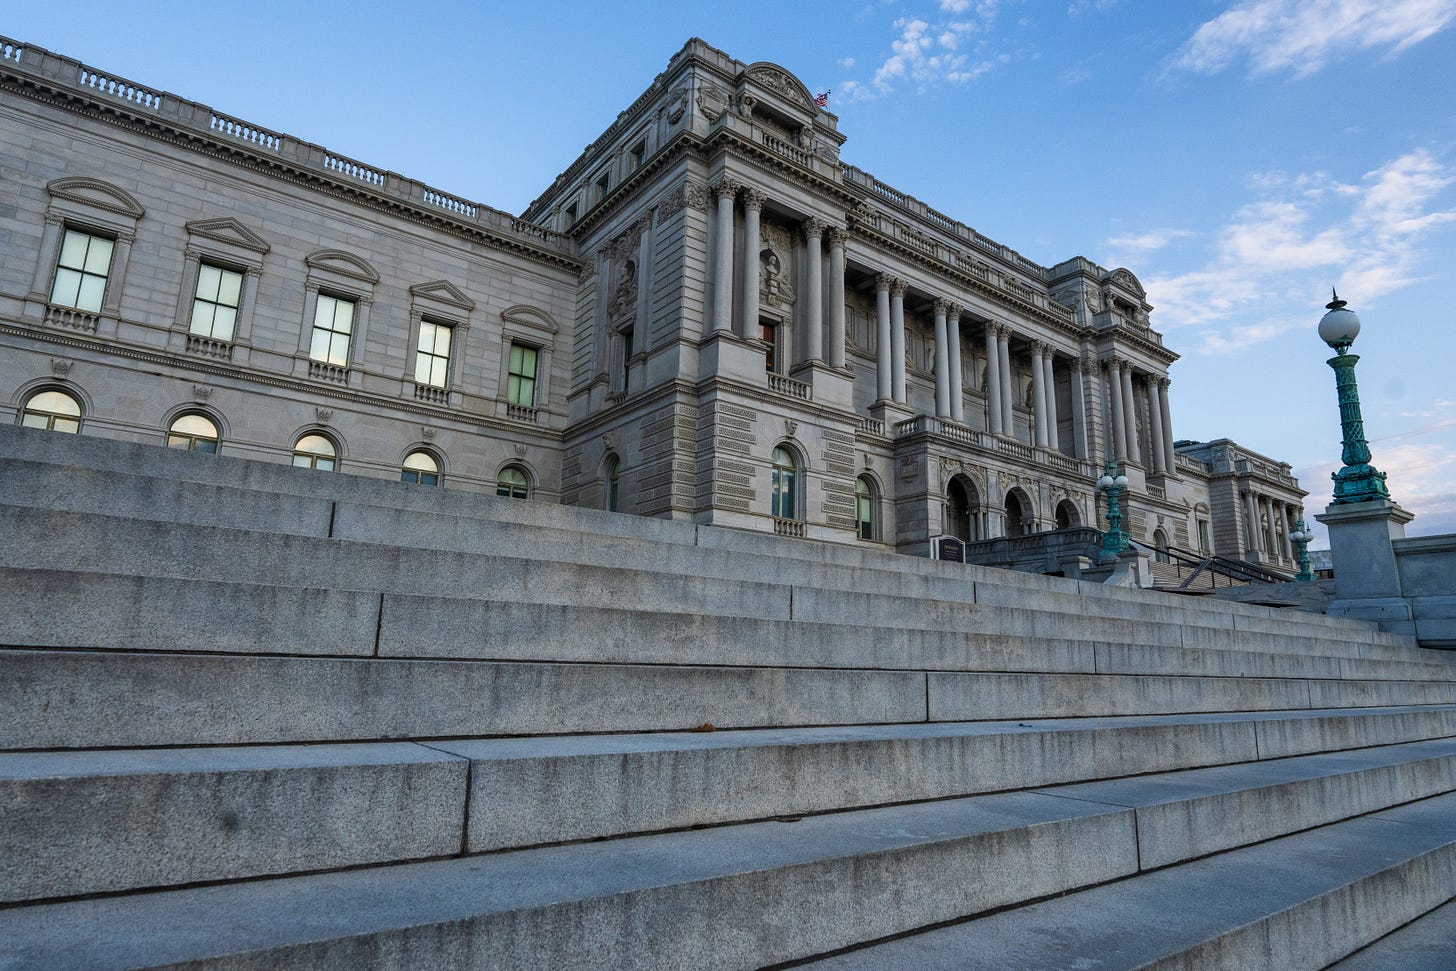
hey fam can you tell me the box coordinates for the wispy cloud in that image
[1131,149,1456,354]
[1102,228,1193,260]
[1171,0,1456,79]
[839,2,1015,100]
[1067,0,1117,14]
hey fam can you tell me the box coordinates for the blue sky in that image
[7,1,1455,543]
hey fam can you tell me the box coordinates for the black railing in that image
[1130,540,1290,589]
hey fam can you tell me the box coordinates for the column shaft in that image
[804,220,824,363]
[947,309,964,423]
[1158,381,1176,474]
[711,181,737,335]
[984,327,1002,434]
[1147,379,1167,473]
[1043,353,1060,451]
[875,276,892,402]
[1070,362,1089,459]
[997,329,1014,437]
[890,280,907,403]
[740,191,761,339]
[1106,362,1126,461]
[1030,343,1049,448]
[827,229,846,368]
[1120,365,1141,464]
[933,302,950,418]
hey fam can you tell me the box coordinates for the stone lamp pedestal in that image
[1316,499,1416,631]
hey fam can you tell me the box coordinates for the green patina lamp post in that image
[1097,460,1129,557]
[1318,292,1392,504]
[1290,519,1315,582]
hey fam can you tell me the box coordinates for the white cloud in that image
[1068,0,1117,14]
[1134,149,1456,354]
[1171,0,1456,78]
[842,2,1009,100]
[838,57,857,69]
[1102,228,1193,258]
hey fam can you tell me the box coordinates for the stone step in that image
[4,567,1449,684]
[13,708,1453,901]
[1328,898,1456,970]
[0,506,1416,662]
[799,791,1456,970]
[0,427,1400,645]
[8,645,1456,751]
[5,746,1455,967]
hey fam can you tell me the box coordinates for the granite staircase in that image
[3,423,1456,970]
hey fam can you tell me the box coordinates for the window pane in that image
[296,434,335,457]
[429,357,447,387]
[171,414,219,438]
[212,307,236,342]
[50,267,82,306]
[190,300,215,335]
[193,439,218,454]
[315,457,335,471]
[403,451,438,473]
[310,329,332,362]
[82,237,114,275]
[30,391,81,416]
[333,299,355,333]
[433,324,451,356]
[76,275,106,313]
[51,417,80,434]
[21,412,48,429]
[328,333,350,366]
[58,230,88,269]
[414,354,432,385]
[196,264,222,300]
[216,268,243,306]
[314,296,337,328]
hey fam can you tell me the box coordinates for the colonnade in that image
[1103,360,1176,474]
[1241,490,1304,564]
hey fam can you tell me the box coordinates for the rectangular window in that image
[190,263,244,341]
[760,321,778,374]
[414,320,452,388]
[309,294,355,367]
[595,171,611,200]
[563,203,578,228]
[629,140,647,171]
[50,228,114,313]
[507,343,539,407]
[1197,519,1211,552]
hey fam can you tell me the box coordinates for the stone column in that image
[739,189,762,339]
[1070,357,1089,459]
[1043,352,1060,451]
[1264,497,1279,557]
[711,178,739,335]
[997,327,1014,437]
[1243,491,1262,552]
[890,279,907,404]
[1147,377,1167,474]
[875,274,892,402]
[947,306,964,423]
[827,227,846,369]
[1277,503,1292,563]
[932,300,950,418]
[803,218,824,363]
[984,325,1002,435]
[1158,379,1176,474]
[1030,342,1049,448]
[1106,359,1126,461]
[1120,363,1141,465]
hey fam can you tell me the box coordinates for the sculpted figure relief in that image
[759,248,795,307]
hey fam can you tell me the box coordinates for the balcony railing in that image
[772,518,806,538]
[768,373,811,400]
[185,334,234,361]
[43,304,99,333]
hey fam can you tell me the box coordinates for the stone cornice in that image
[0,49,579,274]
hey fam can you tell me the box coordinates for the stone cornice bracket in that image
[711,177,741,200]
[801,217,826,240]
[740,188,764,213]
[875,273,893,293]
[890,278,907,298]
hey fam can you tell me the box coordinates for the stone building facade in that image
[0,34,1307,571]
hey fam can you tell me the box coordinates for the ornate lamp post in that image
[1290,519,1315,582]
[1097,460,1129,557]
[1318,292,1392,504]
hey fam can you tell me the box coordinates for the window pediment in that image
[742,63,815,112]
[409,279,475,312]
[304,248,380,284]
[501,304,559,336]
[185,217,271,254]
[46,177,145,219]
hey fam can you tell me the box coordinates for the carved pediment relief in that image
[1107,267,1146,299]
[409,279,475,311]
[501,304,559,335]
[46,177,145,219]
[304,249,380,284]
[185,217,271,254]
[744,63,815,110]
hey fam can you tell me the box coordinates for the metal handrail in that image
[1130,540,1289,587]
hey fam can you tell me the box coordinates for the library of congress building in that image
[0,33,1308,574]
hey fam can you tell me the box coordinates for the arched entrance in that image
[946,475,978,541]
[1055,499,1080,530]
[1005,489,1034,538]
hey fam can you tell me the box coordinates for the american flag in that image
[814,90,830,108]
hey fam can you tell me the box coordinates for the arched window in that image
[497,464,529,499]
[1055,499,1080,530]
[855,475,877,541]
[166,413,220,453]
[20,389,82,433]
[402,450,440,486]
[604,454,621,512]
[771,446,798,520]
[1153,527,1171,563]
[292,433,337,471]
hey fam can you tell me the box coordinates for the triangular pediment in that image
[409,279,475,311]
[185,217,271,254]
[304,248,380,284]
[501,304,559,335]
[46,177,145,219]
